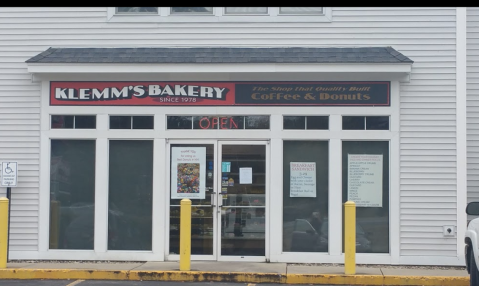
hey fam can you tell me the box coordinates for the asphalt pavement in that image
[0,261,470,286]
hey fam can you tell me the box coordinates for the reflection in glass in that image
[245,115,270,129]
[342,116,365,130]
[108,140,153,250]
[167,116,268,130]
[171,7,213,14]
[342,141,389,253]
[75,115,96,129]
[49,140,96,249]
[193,116,244,129]
[110,116,131,129]
[366,116,389,130]
[282,141,329,252]
[51,115,74,129]
[225,7,268,14]
[222,116,244,129]
[283,116,305,130]
[167,116,193,129]
[169,144,214,255]
[306,116,329,130]
[132,116,154,129]
[193,116,217,129]
[220,144,266,256]
[170,206,214,255]
[117,7,158,13]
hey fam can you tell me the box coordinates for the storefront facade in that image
[0,7,474,266]
[23,46,408,264]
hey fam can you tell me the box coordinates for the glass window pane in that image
[220,144,266,256]
[220,116,244,129]
[342,116,365,130]
[283,141,329,252]
[167,116,192,129]
[132,116,154,129]
[50,140,96,250]
[117,7,158,13]
[75,115,96,129]
[307,116,329,130]
[283,116,305,130]
[366,116,389,130]
[51,115,74,129]
[193,116,244,129]
[245,115,270,129]
[171,7,213,14]
[169,144,215,255]
[342,141,389,253]
[108,140,153,250]
[279,7,323,14]
[193,116,217,129]
[225,7,268,14]
[110,116,132,129]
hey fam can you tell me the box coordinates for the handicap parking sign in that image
[1,161,18,187]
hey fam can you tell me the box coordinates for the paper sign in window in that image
[347,154,383,207]
[239,167,252,184]
[171,147,206,199]
[290,162,316,197]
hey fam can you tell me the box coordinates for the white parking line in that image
[66,280,84,286]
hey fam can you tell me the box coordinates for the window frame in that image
[109,115,155,130]
[107,7,332,23]
[51,115,97,129]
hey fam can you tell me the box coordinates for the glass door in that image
[167,141,268,261]
[168,143,216,259]
[217,141,267,260]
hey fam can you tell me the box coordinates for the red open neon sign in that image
[197,116,240,129]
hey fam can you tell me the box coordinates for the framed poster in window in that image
[171,147,206,199]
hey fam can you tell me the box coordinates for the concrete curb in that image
[0,269,470,286]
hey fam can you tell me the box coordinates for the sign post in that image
[1,161,18,261]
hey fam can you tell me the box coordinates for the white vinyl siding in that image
[467,8,479,205]
[0,7,460,261]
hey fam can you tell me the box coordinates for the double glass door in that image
[168,141,267,260]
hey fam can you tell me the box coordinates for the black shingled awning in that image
[26,47,413,64]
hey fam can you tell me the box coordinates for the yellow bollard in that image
[344,201,356,275]
[0,197,9,268]
[179,199,191,271]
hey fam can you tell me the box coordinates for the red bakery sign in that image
[50,81,390,106]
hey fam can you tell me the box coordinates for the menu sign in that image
[50,81,390,106]
[347,154,383,207]
[290,162,316,197]
[171,147,206,199]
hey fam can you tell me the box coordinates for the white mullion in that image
[268,7,279,17]
[268,138,282,260]
[94,114,109,253]
[152,138,166,259]
[268,7,279,16]
[159,7,170,17]
[329,114,343,256]
[94,138,108,253]
[215,7,223,16]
